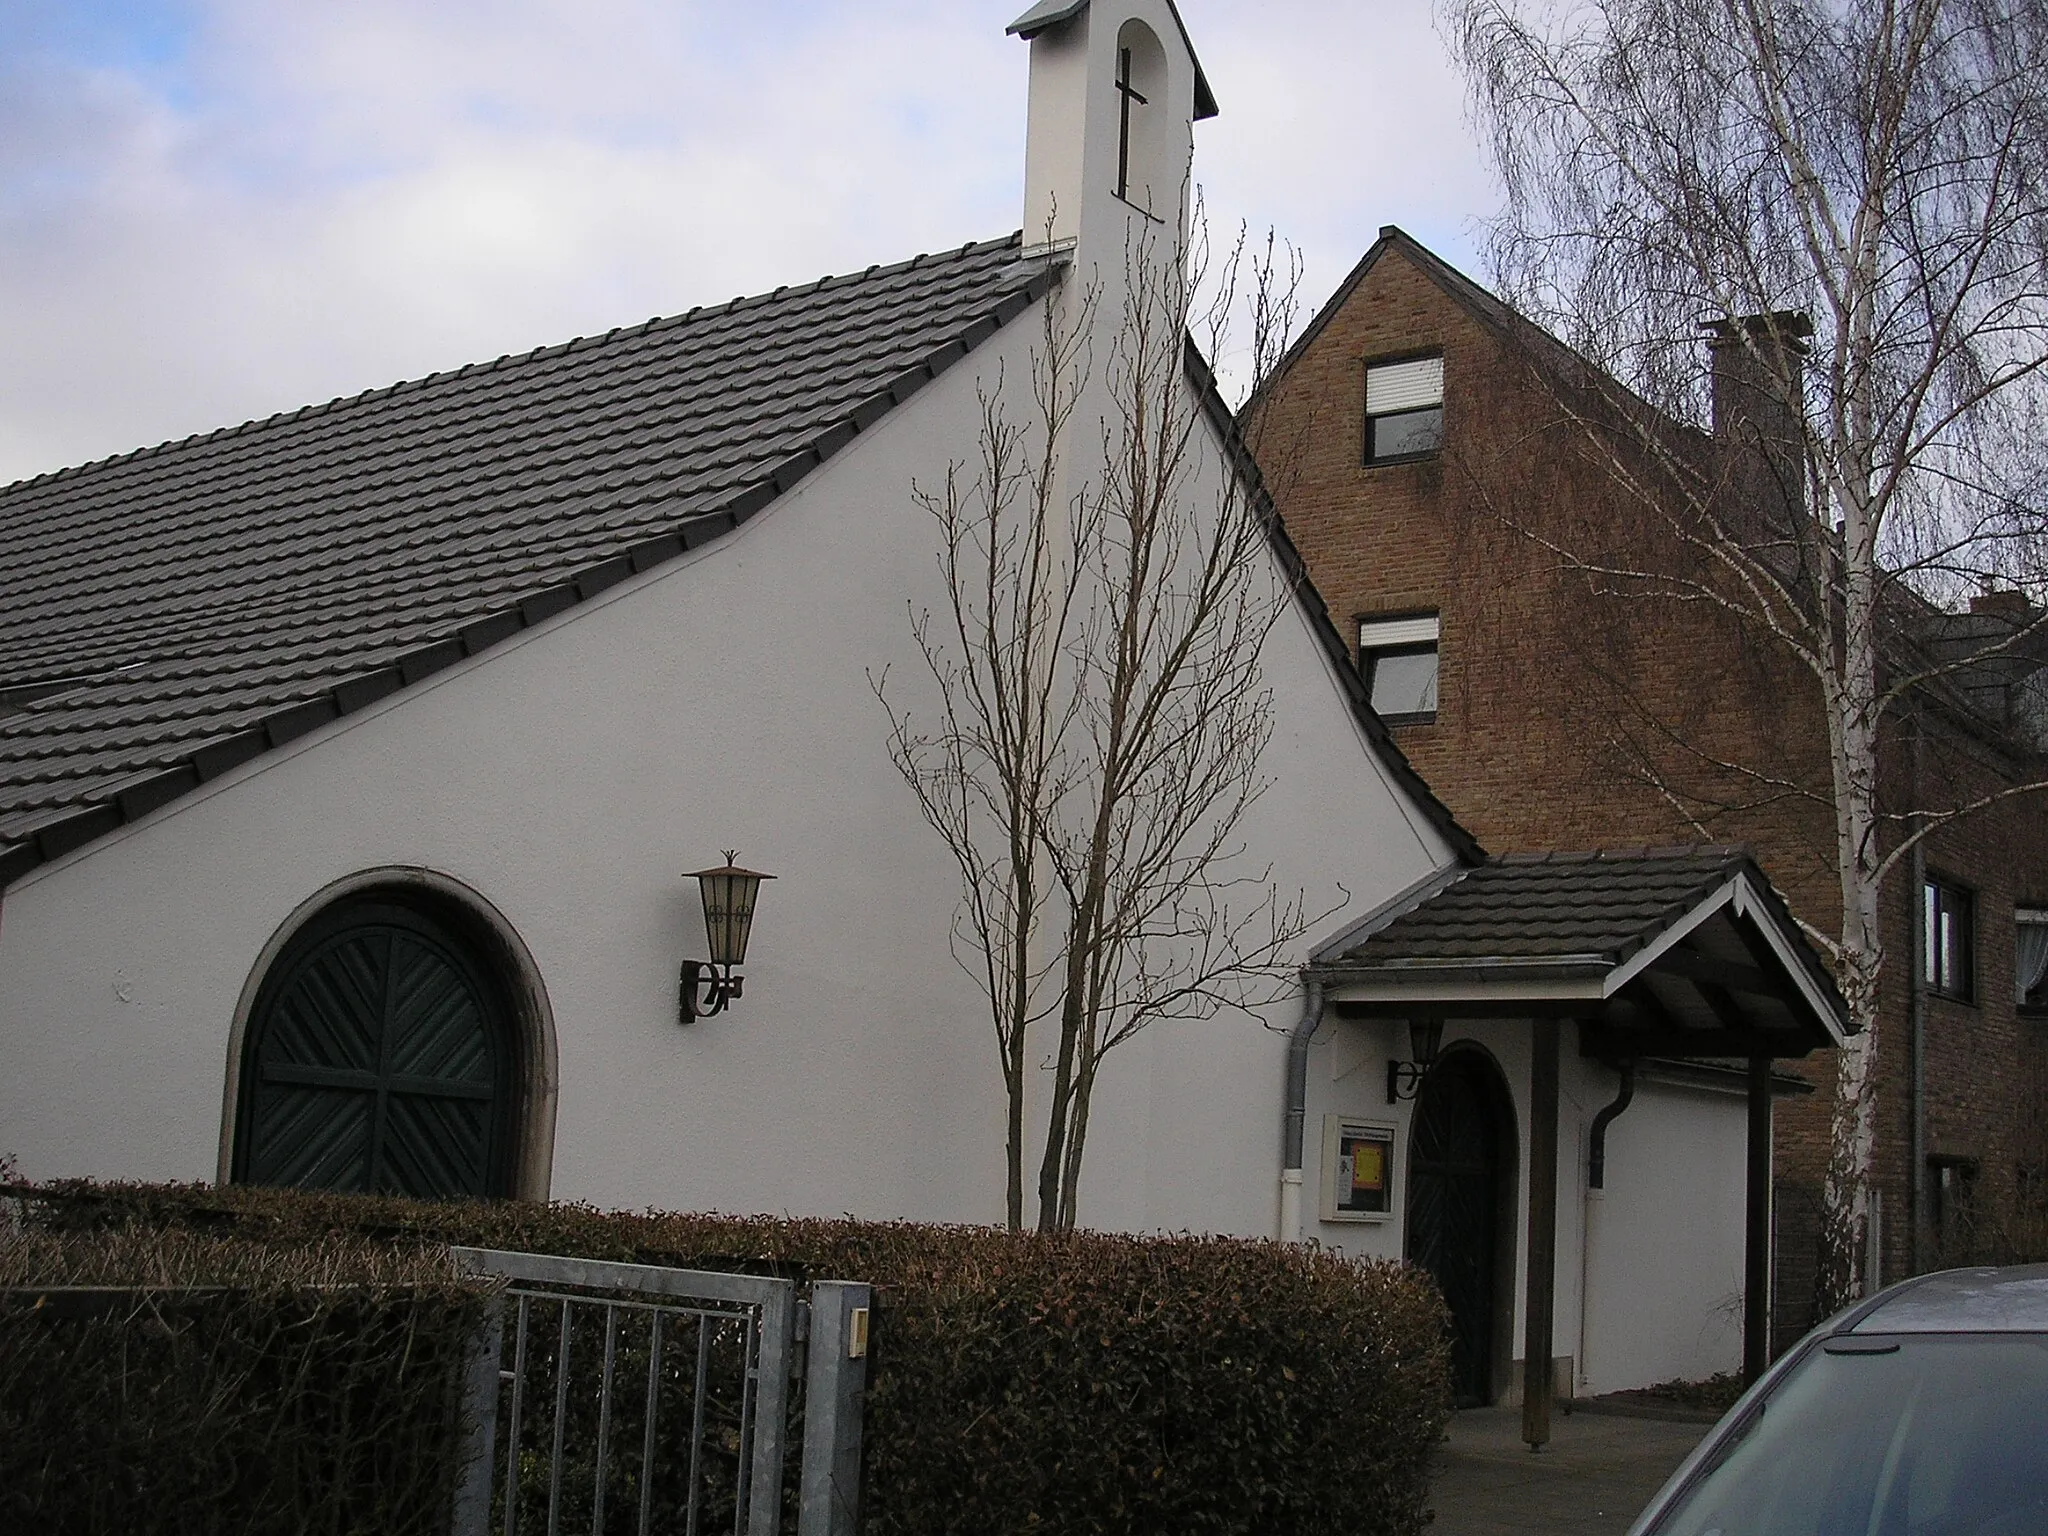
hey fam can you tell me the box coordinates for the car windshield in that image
[1648,1333,2048,1536]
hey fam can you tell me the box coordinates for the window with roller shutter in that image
[1359,611,1440,725]
[1365,354,1445,463]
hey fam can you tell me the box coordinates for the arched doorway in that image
[1405,1047,1518,1407]
[232,894,521,1198]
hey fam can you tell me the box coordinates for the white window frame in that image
[2015,907,2048,1008]
[1358,613,1440,725]
[1922,876,1975,1002]
[1365,355,1445,463]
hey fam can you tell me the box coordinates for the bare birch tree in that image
[875,216,1321,1231]
[1444,0,2048,1308]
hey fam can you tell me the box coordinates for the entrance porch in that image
[1301,847,1849,1447]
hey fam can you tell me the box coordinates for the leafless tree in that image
[1445,0,2048,1308]
[875,214,1321,1231]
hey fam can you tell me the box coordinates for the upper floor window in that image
[1365,355,1444,463]
[1359,613,1439,725]
[1923,877,1975,1002]
[2017,908,2048,1009]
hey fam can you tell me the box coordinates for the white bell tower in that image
[1007,0,1219,263]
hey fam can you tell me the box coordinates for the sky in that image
[0,0,1501,484]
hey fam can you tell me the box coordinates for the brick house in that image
[1256,226,2048,1349]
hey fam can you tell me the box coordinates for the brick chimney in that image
[1971,590,2030,620]
[1705,311,1813,526]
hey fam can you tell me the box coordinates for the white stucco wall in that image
[0,305,1455,1238]
[1298,1015,1749,1394]
[1578,1072,1750,1392]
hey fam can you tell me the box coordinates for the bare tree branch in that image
[878,203,1332,1230]
[1446,0,2048,1309]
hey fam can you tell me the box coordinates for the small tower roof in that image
[1006,0,1220,119]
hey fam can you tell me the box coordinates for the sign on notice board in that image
[1321,1116,1396,1222]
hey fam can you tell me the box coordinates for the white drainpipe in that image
[1279,975,1325,1242]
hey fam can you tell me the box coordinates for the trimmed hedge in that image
[14,1182,1452,1535]
[0,1226,495,1535]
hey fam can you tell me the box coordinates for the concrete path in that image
[1428,1405,1712,1535]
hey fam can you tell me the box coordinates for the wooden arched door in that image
[234,898,518,1198]
[1405,1050,1512,1407]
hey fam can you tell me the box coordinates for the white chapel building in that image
[0,1,1846,1406]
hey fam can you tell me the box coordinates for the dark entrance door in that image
[235,899,516,1198]
[1406,1052,1505,1407]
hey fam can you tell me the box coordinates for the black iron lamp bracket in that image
[1387,1058,1428,1104]
[679,960,744,1025]
[1386,1018,1445,1104]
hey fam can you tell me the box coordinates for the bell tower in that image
[1007,0,1219,262]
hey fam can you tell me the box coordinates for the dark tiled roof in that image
[1325,846,1763,971]
[0,235,1055,886]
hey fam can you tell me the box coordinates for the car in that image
[1628,1264,2048,1536]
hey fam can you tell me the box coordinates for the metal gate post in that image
[747,1281,799,1536]
[449,1294,505,1536]
[797,1282,873,1536]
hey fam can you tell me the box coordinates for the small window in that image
[1365,355,1444,462]
[1359,613,1439,725]
[1321,1115,1396,1222]
[2017,908,2048,1009]
[1923,878,1974,1001]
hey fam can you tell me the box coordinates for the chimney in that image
[1007,0,1217,263]
[1971,590,2030,620]
[1705,311,1812,526]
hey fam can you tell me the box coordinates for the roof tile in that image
[0,234,1052,885]
[1328,847,1756,968]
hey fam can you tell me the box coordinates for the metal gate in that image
[448,1248,870,1536]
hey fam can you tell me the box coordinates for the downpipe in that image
[1586,1060,1636,1192]
[1579,1061,1635,1391]
[1279,975,1325,1242]
[1910,715,1927,1275]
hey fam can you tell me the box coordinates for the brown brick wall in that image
[1260,242,2048,1343]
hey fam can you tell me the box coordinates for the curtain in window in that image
[2016,911,2048,1003]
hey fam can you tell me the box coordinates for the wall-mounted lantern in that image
[679,853,775,1024]
[1386,1018,1444,1104]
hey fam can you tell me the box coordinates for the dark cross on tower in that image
[1115,46,1148,202]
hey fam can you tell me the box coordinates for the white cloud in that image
[0,0,1498,482]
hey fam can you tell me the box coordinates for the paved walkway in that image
[1428,1404,1712,1535]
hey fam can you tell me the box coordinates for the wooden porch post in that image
[1522,1017,1560,1450]
[1744,1054,1773,1384]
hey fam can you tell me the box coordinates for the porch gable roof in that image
[1308,846,1850,1058]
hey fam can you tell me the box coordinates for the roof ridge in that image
[2,232,1031,497]
[1488,843,1751,865]
[1280,226,1717,463]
